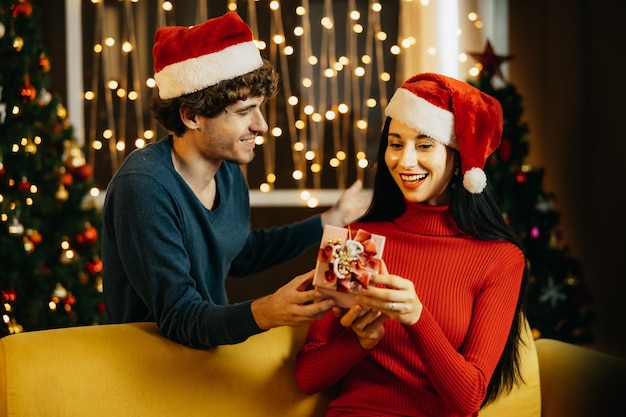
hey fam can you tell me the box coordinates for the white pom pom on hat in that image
[152,11,263,99]
[384,72,503,194]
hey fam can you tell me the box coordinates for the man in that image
[102,11,368,348]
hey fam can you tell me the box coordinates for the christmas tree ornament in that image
[82,223,98,245]
[38,54,50,72]
[37,88,52,106]
[27,229,42,245]
[55,184,69,201]
[0,22,5,38]
[87,258,103,275]
[2,289,17,302]
[23,236,34,253]
[468,40,513,82]
[12,36,24,52]
[63,140,86,168]
[60,169,74,186]
[12,1,33,18]
[73,162,93,180]
[17,177,31,192]
[8,216,25,236]
[18,77,37,102]
[53,283,67,298]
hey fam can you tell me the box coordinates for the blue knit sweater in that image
[102,136,322,348]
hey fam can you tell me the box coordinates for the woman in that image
[295,73,529,417]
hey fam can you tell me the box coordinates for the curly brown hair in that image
[150,59,279,136]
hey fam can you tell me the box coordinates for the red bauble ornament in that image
[61,171,74,186]
[18,82,37,102]
[87,258,103,275]
[18,177,31,192]
[38,55,50,72]
[78,224,98,245]
[28,230,42,245]
[12,1,33,18]
[2,289,17,302]
[73,163,93,180]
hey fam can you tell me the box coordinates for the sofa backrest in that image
[0,322,330,417]
[0,320,542,417]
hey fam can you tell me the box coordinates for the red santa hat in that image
[384,72,503,194]
[152,11,263,99]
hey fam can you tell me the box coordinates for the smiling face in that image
[384,119,457,205]
[184,95,268,166]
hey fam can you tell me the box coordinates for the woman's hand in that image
[356,262,423,326]
[339,304,387,350]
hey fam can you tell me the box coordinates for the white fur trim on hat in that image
[154,41,262,100]
[384,87,458,149]
[463,167,487,194]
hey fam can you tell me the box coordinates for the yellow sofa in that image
[1,321,624,417]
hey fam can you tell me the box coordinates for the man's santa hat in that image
[152,11,263,99]
[384,73,503,194]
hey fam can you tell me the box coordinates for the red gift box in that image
[313,225,385,308]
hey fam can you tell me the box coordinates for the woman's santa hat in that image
[152,12,263,99]
[384,72,503,194]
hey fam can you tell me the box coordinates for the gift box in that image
[313,225,385,308]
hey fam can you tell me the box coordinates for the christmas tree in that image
[468,41,594,344]
[0,0,107,334]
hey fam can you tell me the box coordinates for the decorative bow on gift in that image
[317,229,382,293]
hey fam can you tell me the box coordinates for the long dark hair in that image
[360,117,529,406]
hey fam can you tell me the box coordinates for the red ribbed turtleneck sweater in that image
[295,202,524,417]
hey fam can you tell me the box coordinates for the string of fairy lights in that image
[83,0,493,207]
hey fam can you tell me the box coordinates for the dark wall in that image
[509,0,626,358]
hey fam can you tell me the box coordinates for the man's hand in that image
[321,180,372,227]
[251,270,336,330]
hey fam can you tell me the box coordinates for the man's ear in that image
[179,106,200,130]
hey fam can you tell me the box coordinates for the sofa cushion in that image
[479,321,541,417]
[0,322,329,417]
